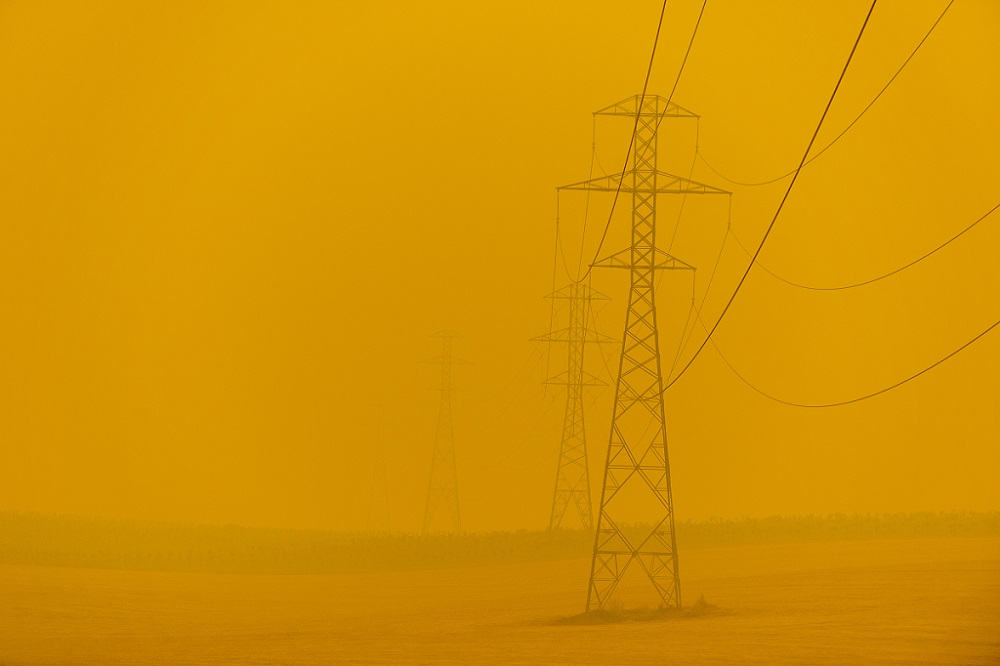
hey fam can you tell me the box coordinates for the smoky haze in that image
[0,0,997,536]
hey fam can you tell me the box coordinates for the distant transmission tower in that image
[534,282,615,530]
[367,406,389,532]
[422,331,465,533]
[560,95,729,610]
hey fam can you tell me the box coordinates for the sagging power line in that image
[727,202,999,291]
[697,0,953,188]
[665,0,880,392]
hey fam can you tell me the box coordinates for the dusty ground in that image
[1,536,998,665]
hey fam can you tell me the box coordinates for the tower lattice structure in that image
[534,282,615,530]
[560,95,729,610]
[367,406,389,532]
[422,331,464,533]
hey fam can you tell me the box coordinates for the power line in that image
[698,0,953,188]
[468,392,559,470]
[592,118,611,177]
[666,118,701,255]
[467,345,549,438]
[669,275,697,374]
[544,199,562,395]
[695,308,1000,408]
[665,0,879,392]
[574,0,667,283]
[589,303,619,382]
[501,387,610,473]
[576,0,706,284]
[652,0,708,137]
[670,194,731,375]
[575,117,600,277]
[468,346,546,404]
[554,194,576,283]
[728,201,1000,291]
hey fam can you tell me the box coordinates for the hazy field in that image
[2,536,998,665]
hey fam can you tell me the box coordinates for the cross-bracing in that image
[561,94,729,610]
[422,331,465,534]
[534,282,616,530]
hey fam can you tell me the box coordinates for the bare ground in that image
[1,536,997,665]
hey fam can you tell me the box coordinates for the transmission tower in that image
[367,406,389,533]
[560,95,729,610]
[422,331,465,533]
[534,282,616,530]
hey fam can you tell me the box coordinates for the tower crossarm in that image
[592,247,695,271]
[420,356,472,367]
[559,170,729,195]
[594,95,699,119]
[545,284,611,302]
[532,328,618,344]
[543,370,607,387]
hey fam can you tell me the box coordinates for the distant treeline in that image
[1,511,997,574]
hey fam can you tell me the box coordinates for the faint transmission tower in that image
[422,331,466,533]
[534,281,616,530]
[367,406,389,532]
[560,95,729,610]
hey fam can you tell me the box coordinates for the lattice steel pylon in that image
[560,95,729,610]
[367,406,389,533]
[422,331,464,533]
[534,282,616,530]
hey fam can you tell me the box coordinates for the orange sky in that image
[0,0,997,531]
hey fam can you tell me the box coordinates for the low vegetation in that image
[1,511,996,575]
